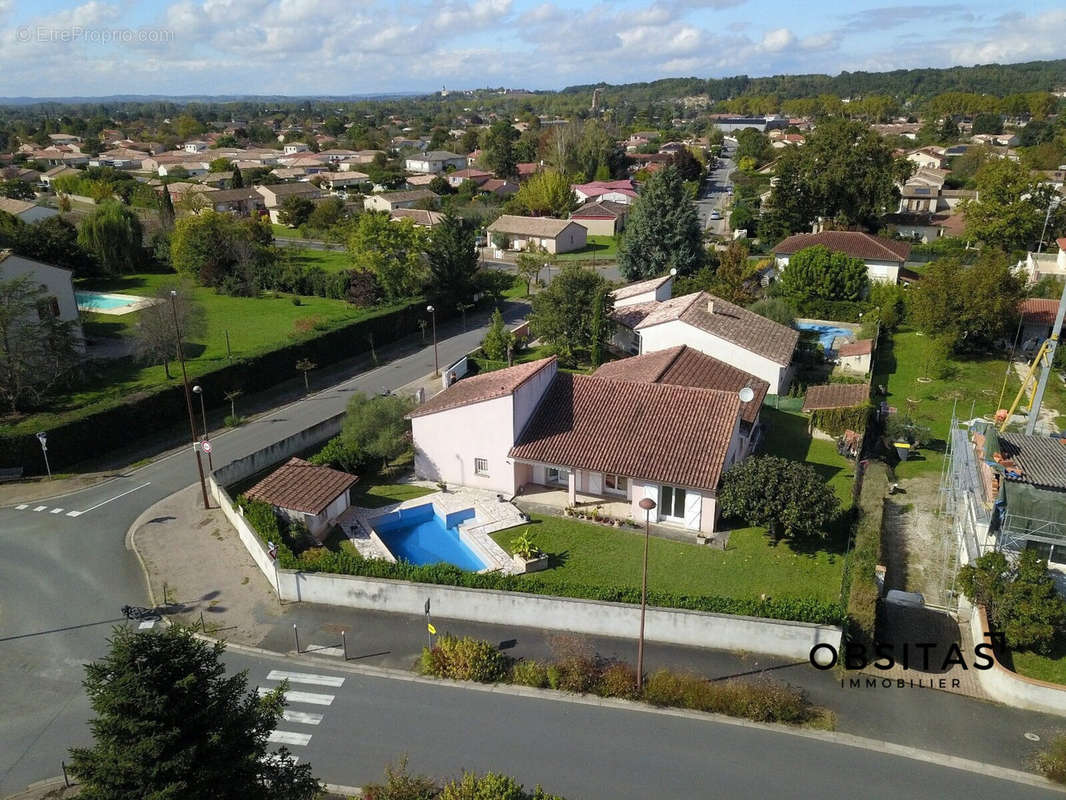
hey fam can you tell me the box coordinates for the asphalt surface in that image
[695,143,734,235]
[0,303,524,795]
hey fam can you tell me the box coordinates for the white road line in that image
[15,504,27,510]
[138,621,155,630]
[33,506,47,512]
[281,710,323,725]
[267,731,311,747]
[49,508,63,514]
[74,481,152,516]
[306,645,344,657]
[266,669,344,687]
[258,688,335,706]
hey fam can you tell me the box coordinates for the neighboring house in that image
[318,171,369,193]
[363,189,439,213]
[0,197,58,224]
[90,148,148,169]
[283,142,310,155]
[404,174,437,189]
[516,162,543,181]
[610,274,674,309]
[255,182,324,223]
[478,178,519,199]
[405,150,467,174]
[906,147,948,170]
[772,231,911,284]
[880,212,964,243]
[612,291,799,394]
[446,168,493,188]
[199,171,235,189]
[0,250,83,349]
[486,215,587,254]
[572,180,638,205]
[570,200,629,236]
[183,140,210,153]
[836,339,875,375]
[409,356,746,536]
[898,184,939,213]
[1018,241,1066,285]
[270,167,308,181]
[244,457,358,539]
[390,208,444,228]
[938,189,977,210]
[592,344,769,457]
[199,188,266,216]
[1018,298,1065,349]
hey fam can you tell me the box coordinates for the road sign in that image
[427,623,436,635]
[267,541,278,561]
[200,440,212,454]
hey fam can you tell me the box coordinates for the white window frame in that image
[474,458,489,477]
[546,467,569,485]
[660,485,687,521]
[604,473,628,495]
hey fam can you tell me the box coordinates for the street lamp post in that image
[35,431,51,479]
[636,496,657,692]
[171,291,210,509]
[192,384,213,472]
[427,304,439,377]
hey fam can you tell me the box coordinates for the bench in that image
[0,467,24,483]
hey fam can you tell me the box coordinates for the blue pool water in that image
[794,321,854,352]
[75,291,136,311]
[374,504,485,571]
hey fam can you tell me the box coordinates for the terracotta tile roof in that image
[593,345,768,424]
[634,292,800,367]
[801,383,871,412]
[0,198,35,216]
[572,200,629,219]
[610,300,660,329]
[369,188,437,204]
[611,274,672,301]
[1058,237,1066,251]
[487,214,579,238]
[1020,298,1063,328]
[391,208,444,227]
[509,373,741,492]
[245,457,358,515]
[772,231,911,263]
[837,339,874,357]
[408,357,557,418]
[998,433,1066,491]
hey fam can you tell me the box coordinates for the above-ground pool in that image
[793,321,855,352]
[373,503,485,571]
[75,290,154,315]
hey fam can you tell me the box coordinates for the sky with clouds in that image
[0,0,1064,97]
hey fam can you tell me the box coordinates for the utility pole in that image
[171,291,210,509]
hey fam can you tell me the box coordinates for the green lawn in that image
[352,482,435,509]
[553,235,618,262]
[759,407,856,505]
[9,272,403,435]
[271,224,300,239]
[492,514,845,604]
[873,329,1012,479]
[282,247,351,273]
[1008,640,1066,685]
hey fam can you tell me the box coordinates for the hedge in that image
[810,403,872,437]
[794,298,871,323]
[844,460,890,650]
[1,299,433,474]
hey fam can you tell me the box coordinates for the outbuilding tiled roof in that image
[593,345,768,424]
[998,433,1066,491]
[245,457,358,515]
[509,374,741,493]
[1019,298,1063,328]
[837,339,874,357]
[486,214,578,238]
[634,292,800,367]
[408,357,557,418]
[772,231,911,263]
[801,383,871,412]
[571,200,629,218]
[611,274,672,301]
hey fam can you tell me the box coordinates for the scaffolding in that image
[927,406,965,612]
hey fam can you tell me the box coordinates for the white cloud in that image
[759,27,793,53]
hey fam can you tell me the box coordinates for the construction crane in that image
[998,277,1066,434]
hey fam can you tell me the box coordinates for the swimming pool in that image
[373,503,486,571]
[794,321,855,352]
[75,291,147,314]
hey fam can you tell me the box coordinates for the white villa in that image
[771,231,911,285]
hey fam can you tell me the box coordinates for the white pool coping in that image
[75,291,161,316]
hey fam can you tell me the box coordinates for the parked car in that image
[710,210,722,220]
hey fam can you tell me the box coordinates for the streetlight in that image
[427,304,439,377]
[192,384,213,472]
[636,496,657,692]
[171,291,210,509]
[35,431,51,479]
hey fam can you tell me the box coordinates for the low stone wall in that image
[969,603,1066,715]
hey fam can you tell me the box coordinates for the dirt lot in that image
[880,473,957,607]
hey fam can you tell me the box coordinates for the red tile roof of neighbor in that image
[837,339,874,357]
[509,373,741,493]
[801,383,871,412]
[245,458,358,515]
[632,292,800,367]
[408,357,557,418]
[772,231,911,263]
[571,200,629,219]
[611,274,672,301]
[593,345,768,424]
[1020,298,1064,327]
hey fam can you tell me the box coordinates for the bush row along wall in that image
[810,403,873,438]
[1,299,430,474]
[844,460,890,650]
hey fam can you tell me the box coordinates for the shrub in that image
[548,635,603,693]
[1036,735,1066,784]
[845,461,890,651]
[595,662,639,699]
[810,403,872,437]
[440,772,527,800]
[510,659,549,688]
[642,670,809,723]
[642,669,687,707]
[420,635,512,683]
[361,757,439,800]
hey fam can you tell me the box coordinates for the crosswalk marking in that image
[49,508,63,514]
[267,731,311,746]
[15,504,27,510]
[258,688,335,706]
[138,621,156,630]
[66,510,82,517]
[33,506,47,512]
[281,710,323,725]
[266,669,344,687]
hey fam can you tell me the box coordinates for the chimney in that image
[706,299,715,315]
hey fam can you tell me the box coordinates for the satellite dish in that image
[738,387,755,403]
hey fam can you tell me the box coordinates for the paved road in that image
[0,304,524,794]
[695,144,735,236]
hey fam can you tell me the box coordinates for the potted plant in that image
[510,531,549,573]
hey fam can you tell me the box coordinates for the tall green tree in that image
[158,185,176,232]
[961,158,1058,251]
[347,213,428,300]
[231,166,245,189]
[278,195,315,227]
[765,119,912,234]
[171,210,275,292]
[480,307,515,361]
[426,213,478,308]
[311,391,415,472]
[0,179,34,200]
[777,245,869,302]
[69,625,319,800]
[617,165,704,280]
[510,169,577,218]
[133,281,206,380]
[77,202,143,275]
[719,455,840,540]
[481,120,519,178]
[529,264,612,365]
